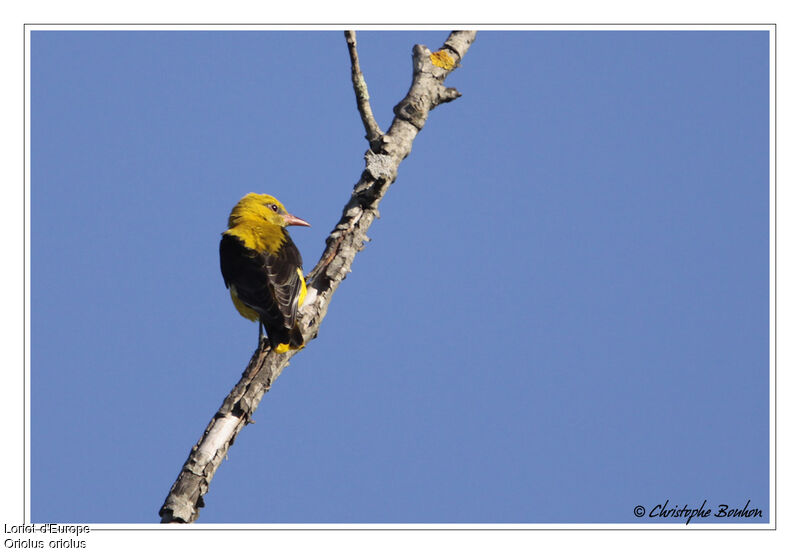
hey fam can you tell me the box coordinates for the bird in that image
[219,193,311,353]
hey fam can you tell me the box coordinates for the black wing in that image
[219,232,304,345]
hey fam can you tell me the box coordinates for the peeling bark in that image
[159,30,477,524]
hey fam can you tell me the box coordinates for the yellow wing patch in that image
[297,268,307,308]
[430,50,456,70]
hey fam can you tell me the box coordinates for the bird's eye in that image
[269,204,279,212]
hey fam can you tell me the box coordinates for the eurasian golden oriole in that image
[219,193,310,353]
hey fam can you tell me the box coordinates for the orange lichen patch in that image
[430,50,456,70]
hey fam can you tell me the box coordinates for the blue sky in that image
[29,29,770,524]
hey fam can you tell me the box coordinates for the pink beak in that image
[283,213,311,227]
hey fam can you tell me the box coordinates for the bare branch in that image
[159,30,477,524]
[345,30,383,144]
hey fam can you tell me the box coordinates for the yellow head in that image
[227,193,311,230]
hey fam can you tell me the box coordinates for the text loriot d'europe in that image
[4,524,89,549]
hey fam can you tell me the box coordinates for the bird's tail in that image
[271,324,305,354]
[288,324,304,350]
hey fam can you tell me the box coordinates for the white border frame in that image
[22,23,777,531]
